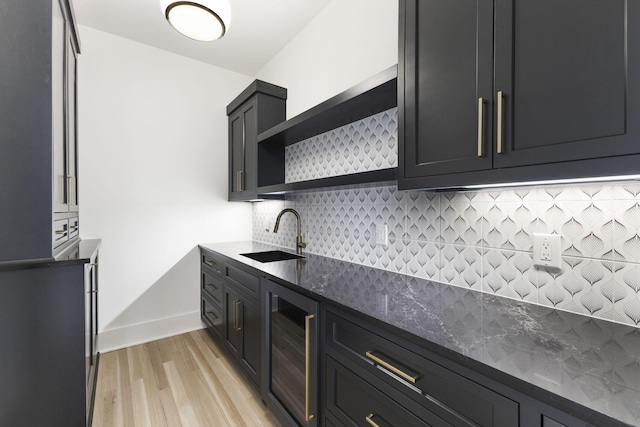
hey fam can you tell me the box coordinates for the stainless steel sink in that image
[240,250,304,263]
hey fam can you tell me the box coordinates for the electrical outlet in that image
[375,224,388,247]
[533,233,562,269]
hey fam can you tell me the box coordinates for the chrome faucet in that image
[273,208,306,255]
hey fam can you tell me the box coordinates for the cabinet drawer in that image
[202,252,224,276]
[202,295,223,336]
[53,219,69,248]
[326,310,518,427]
[326,356,451,427]
[225,263,259,300]
[201,269,223,306]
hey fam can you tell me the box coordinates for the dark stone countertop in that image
[0,239,101,271]
[200,241,640,427]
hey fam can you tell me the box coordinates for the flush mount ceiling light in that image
[160,0,231,41]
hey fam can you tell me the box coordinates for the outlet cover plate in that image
[375,224,388,247]
[533,233,562,269]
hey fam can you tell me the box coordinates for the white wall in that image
[256,0,399,118]
[78,26,254,351]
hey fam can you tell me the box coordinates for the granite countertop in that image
[0,239,101,271]
[200,241,640,427]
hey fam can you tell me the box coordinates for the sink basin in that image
[240,250,304,263]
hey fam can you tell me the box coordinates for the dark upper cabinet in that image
[400,0,494,178]
[227,81,286,201]
[1,0,81,263]
[400,0,640,189]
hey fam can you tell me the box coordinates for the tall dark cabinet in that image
[1,0,81,262]
[226,80,286,201]
[399,0,640,189]
[0,1,100,425]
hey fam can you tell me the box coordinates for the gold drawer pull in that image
[234,300,242,331]
[477,97,486,157]
[496,90,505,154]
[365,351,419,384]
[305,314,315,422]
[206,311,217,321]
[366,413,386,427]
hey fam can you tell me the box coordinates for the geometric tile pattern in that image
[254,181,640,328]
[285,107,398,183]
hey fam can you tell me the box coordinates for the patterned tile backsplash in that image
[285,107,398,182]
[255,108,640,327]
[253,183,640,328]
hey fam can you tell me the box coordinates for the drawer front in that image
[326,310,518,427]
[326,356,451,427]
[225,263,259,300]
[202,251,224,276]
[201,269,224,306]
[53,218,69,248]
[202,295,223,336]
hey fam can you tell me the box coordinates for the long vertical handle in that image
[305,314,315,422]
[477,97,486,157]
[496,91,504,154]
[234,300,242,331]
[236,170,244,192]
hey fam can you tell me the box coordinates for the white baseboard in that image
[98,311,205,353]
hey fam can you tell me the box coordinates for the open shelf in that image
[255,65,399,197]
[257,65,398,147]
[257,168,397,195]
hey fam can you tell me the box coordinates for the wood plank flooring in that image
[92,329,281,427]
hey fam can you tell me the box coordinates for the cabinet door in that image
[52,0,67,213]
[66,37,79,212]
[239,295,261,386]
[493,0,640,168]
[224,286,242,358]
[228,99,257,199]
[400,0,494,180]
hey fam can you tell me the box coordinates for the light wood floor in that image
[92,329,281,427]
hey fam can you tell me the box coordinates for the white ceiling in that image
[73,0,333,76]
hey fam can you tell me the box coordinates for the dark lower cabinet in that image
[399,0,640,189]
[323,308,518,427]
[224,282,262,387]
[0,240,100,427]
[325,356,450,427]
[199,249,262,388]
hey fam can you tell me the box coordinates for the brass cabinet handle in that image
[236,170,244,192]
[206,283,218,291]
[206,311,217,321]
[365,413,383,427]
[55,230,67,235]
[477,97,486,157]
[305,314,315,422]
[204,260,216,268]
[234,300,242,331]
[496,90,504,154]
[365,351,419,384]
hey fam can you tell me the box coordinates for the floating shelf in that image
[257,168,397,195]
[257,65,398,147]
[254,65,399,197]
